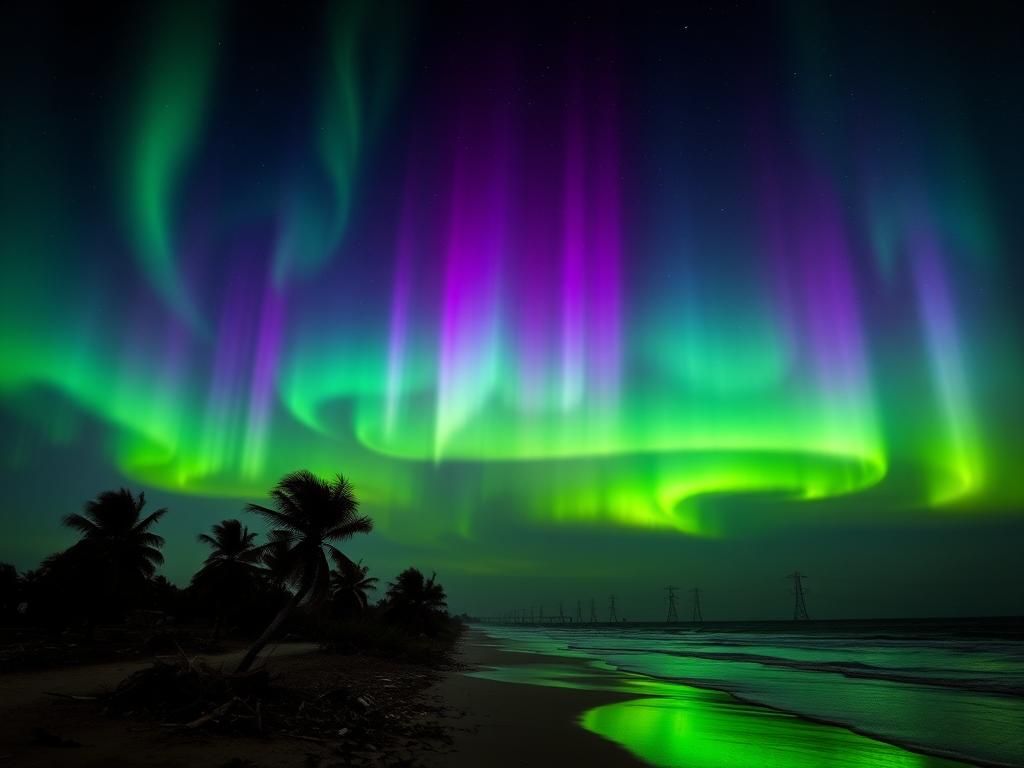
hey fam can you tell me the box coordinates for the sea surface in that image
[472,619,1024,768]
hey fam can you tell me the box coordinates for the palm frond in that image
[246,503,300,531]
[324,515,373,541]
[139,546,164,566]
[62,513,99,536]
[326,545,356,571]
[136,532,164,548]
[135,507,167,532]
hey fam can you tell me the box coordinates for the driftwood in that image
[180,700,241,729]
[99,648,452,760]
[283,733,327,743]
[43,691,97,701]
[105,655,269,725]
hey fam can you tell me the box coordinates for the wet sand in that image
[421,631,645,767]
[435,628,976,768]
[0,629,978,767]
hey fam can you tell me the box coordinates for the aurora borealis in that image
[1,2,1022,617]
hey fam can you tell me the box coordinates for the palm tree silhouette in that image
[259,530,293,589]
[0,563,17,615]
[60,489,167,632]
[330,558,378,616]
[63,488,166,576]
[385,568,447,631]
[192,519,262,639]
[236,470,372,672]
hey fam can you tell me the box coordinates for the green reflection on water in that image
[469,663,966,768]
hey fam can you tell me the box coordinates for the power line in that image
[691,587,704,623]
[787,571,809,620]
[665,585,679,622]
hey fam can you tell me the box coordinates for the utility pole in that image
[609,594,618,623]
[589,598,598,623]
[665,585,679,622]
[787,572,809,620]
[691,587,704,623]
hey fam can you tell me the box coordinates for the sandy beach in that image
[0,627,991,768]
[422,630,644,768]
[0,630,643,768]
[0,643,326,767]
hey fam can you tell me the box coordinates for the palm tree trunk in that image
[235,580,310,673]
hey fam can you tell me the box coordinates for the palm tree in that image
[0,563,18,615]
[192,519,262,638]
[61,488,167,630]
[63,488,166,576]
[259,530,293,589]
[235,470,372,672]
[330,558,378,617]
[384,568,447,631]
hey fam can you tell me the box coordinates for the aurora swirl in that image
[1,2,1021,607]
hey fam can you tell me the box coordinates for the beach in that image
[1,625,1019,767]
[422,631,644,768]
[455,622,1022,768]
[0,631,642,768]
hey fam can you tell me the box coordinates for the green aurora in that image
[1,2,1022,617]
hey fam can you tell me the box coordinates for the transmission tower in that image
[576,600,582,623]
[665,586,679,622]
[608,594,618,623]
[539,605,545,623]
[589,598,598,623]
[691,587,704,623]
[787,572,809,620]
[558,601,566,623]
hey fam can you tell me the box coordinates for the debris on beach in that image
[99,652,455,765]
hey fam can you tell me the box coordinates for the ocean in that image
[472,619,1024,768]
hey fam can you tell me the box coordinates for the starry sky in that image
[1,1,1022,620]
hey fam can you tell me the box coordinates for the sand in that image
[0,630,640,767]
[420,631,644,768]
[0,643,322,767]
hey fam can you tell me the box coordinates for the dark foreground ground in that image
[0,631,643,768]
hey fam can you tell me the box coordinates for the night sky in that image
[1,1,1022,620]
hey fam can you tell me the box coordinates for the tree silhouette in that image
[0,563,17,616]
[192,519,262,639]
[59,488,167,632]
[330,558,378,617]
[236,470,372,672]
[384,567,448,632]
[259,530,294,590]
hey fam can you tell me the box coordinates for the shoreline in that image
[420,630,646,767]
[441,627,981,768]
[0,627,1001,767]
